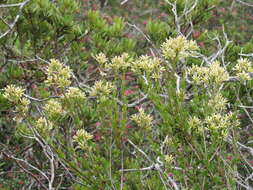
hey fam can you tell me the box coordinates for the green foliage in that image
[1,0,253,189]
[146,20,170,43]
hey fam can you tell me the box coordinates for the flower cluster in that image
[161,35,199,61]
[108,53,131,71]
[131,55,165,79]
[208,93,228,112]
[164,155,174,165]
[163,135,173,146]
[3,85,30,122]
[14,98,30,114]
[3,85,25,103]
[188,61,229,87]
[234,58,253,81]
[90,80,115,99]
[188,116,202,132]
[205,112,239,138]
[35,117,53,133]
[94,52,108,65]
[95,53,132,73]
[64,87,86,103]
[44,99,65,119]
[205,113,230,130]
[73,129,93,150]
[13,98,31,123]
[131,108,153,129]
[45,59,72,89]
[188,112,239,138]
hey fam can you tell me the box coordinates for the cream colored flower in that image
[3,85,25,103]
[188,116,202,131]
[205,112,239,138]
[161,36,198,61]
[131,108,153,129]
[208,61,229,85]
[234,58,253,81]
[13,97,30,123]
[90,80,115,97]
[64,87,86,102]
[237,72,251,81]
[3,85,30,122]
[45,59,72,89]
[73,129,93,150]
[94,52,108,65]
[131,55,165,79]
[35,117,53,131]
[15,98,30,113]
[164,155,174,165]
[234,58,253,73]
[44,99,64,119]
[108,53,131,71]
[188,65,209,85]
[208,93,227,112]
[188,61,229,87]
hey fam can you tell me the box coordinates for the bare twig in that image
[24,94,60,102]
[0,0,31,39]
[122,140,180,190]
[0,2,25,8]
[2,152,49,190]
[235,0,253,7]
[127,139,153,163]
[126,22,160,55]
[121,0,129,5]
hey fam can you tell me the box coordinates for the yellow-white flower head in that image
[64,87,86,102]
[131,108,153,129]
[15,97,30,113]
[107,53,131,71]
[188,61,229,87]
[35,117,53,131]
[188,116,202,131]
[161,36,198,61]
[90,80,115,97]
[45,59,72,89]
[3,85,25,103]
[3,85,30,123]
[208,61,229,84]
[205,112,239,138]
[234,58,253,81]
[73,129,93,150]
[44,99,65,119]
[13,97,30,123]
[208,93,227,112]
[164,155,174,165]
[94,52,108,65]
[131,55,165,79]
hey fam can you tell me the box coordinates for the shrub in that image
[1,0,253,189]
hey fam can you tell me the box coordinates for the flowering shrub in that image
[1,0,253,189]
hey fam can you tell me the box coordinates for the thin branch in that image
[0,2,25,8]
[239,53,253,57]
[121,0,129,5]
[235,0,253,7]
[24,94,60,102]
[227,136,253,156]
[0,0,31,39]
[127,139,153,163]
[126,22,160,55]
[2,152,50,186]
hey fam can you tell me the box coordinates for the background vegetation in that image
[0,0,253,189]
